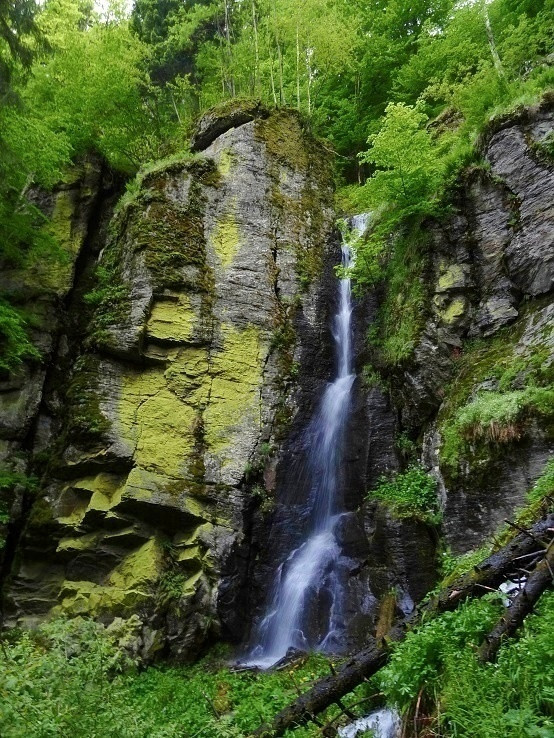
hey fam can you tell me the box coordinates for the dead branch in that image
[478,541,554,663]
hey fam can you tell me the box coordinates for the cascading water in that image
[245,215,369,668]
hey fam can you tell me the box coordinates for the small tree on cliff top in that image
[359,102,446,212]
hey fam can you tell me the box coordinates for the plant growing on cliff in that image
[441,386,554,473]
[0,299,41,374]
[369,465,440,524]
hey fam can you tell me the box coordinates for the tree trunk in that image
[296,25,301,111]
[251,0,259,96]
[482,0,505,80]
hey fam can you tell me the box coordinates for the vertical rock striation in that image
[2,105,335,659]
[369,99,554,555]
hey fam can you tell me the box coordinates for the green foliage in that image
[0,617,336,737]
[358,103,449,209]
[0,467,38,493]
[369,465,440,524]
[361,363,386,391]
[510,456,554,532]
[0,617,140,738]
[527,458,554,508]
[438,544,492,584]
[83,263,130,349]
[380,594,502,705]
[366,224,429,365]
[380,591,554,738]
[395,432,418,462]
[156,569,186,609]
[435,314,554,474]
[0,0,551,306]
[441,387,554,472]
[0,298,41,373]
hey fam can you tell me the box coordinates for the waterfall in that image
[244,216,368,669]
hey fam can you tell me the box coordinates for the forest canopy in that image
[0,0,552,369]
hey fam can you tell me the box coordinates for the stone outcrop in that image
[375,98,554,554]
[0,156,118,579]
[1,97,552,662]
[2,105,335,659]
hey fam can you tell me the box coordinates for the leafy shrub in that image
[0,298,41,373]
[380,595,502,706]
[380,591,554,738]
[0,618,336,738]
[369,465,440,524]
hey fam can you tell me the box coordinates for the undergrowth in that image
[378,591,554,738]
[0,618,334,738]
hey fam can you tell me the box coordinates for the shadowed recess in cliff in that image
[242,215,371,668]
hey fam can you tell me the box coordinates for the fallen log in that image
[421,513,554,618]
[478,540,554,663]
[250,513,554,738]
[251,630,400,738]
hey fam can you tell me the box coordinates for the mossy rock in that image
[438,300,554,476]
[191,99,268,152]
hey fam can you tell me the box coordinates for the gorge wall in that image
[0,99,552,662]
[0,105,337,658]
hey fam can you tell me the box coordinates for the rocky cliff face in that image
[1,99,552,663]
[1,105,335,659]
[371,99,554,555]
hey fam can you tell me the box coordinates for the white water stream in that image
[338,707,401,738]
[245,216,369,668]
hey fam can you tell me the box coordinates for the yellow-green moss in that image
[86,473,126,512]
[203,323,263,455]
[54,538,163,618]
[210,201,241,268]
[146,296,197,343]
[217,148,236,178]
[56,474,124,525]
[437,264,466,292]
[57,532,100,553]
[254,110,332,289]
[165,348,210,404]
[26,189,80,296]
[118,367,197,478]
[108,538,162,590]
[441,297,467,324]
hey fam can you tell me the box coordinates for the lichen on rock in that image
[4,104,336,659]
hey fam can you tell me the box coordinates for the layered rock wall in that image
[371,100,554,554]
[2,107,335,659]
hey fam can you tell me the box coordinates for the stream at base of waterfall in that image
[243,215,370,669]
